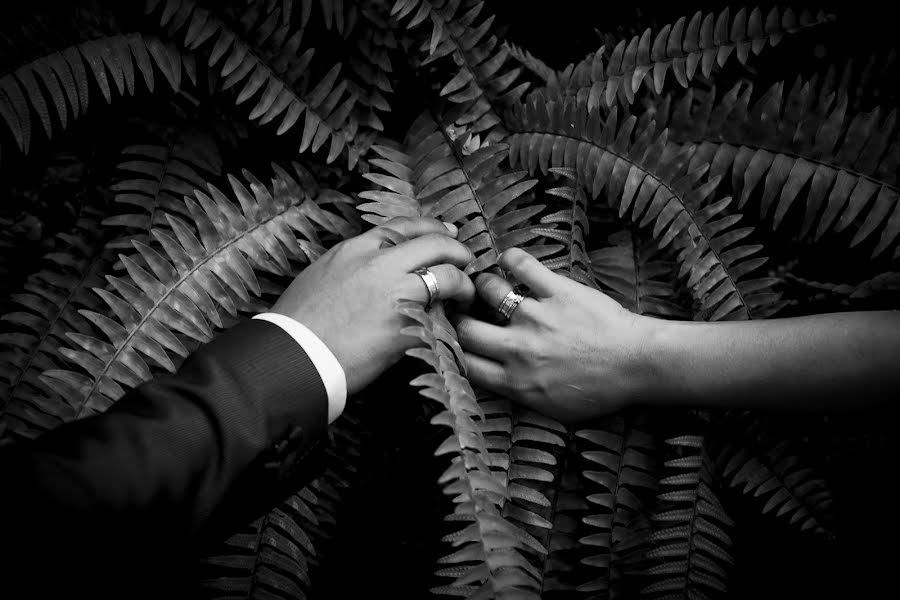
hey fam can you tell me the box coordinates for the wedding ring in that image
[497,290,526,321]
[413,267,440,309]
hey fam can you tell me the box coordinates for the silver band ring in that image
[497,290,526,321]
[413,267,440,309]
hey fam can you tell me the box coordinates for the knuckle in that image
[384,216,413,229]
[454,319,473,344]
[508,249,532,269]
[484,277,507,299]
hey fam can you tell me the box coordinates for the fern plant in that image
[1,0,894,598]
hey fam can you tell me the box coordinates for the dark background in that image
[2,1,897,598]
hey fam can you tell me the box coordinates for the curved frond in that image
[504,41,556,85]
[200,408,367,600]
[0,214,111,441]
[1,33,185,156]
[574,418,659,598]
[201,491,320,600]
[392,0,528,139]
[496,405,571,594]
[401,301,545,599]
[713,415,835,536]
[788,270,900,301]
[536,167,597,288]
[103,131,224,248]
[509,95,710,244]
[644,435,734,600]
[590,228,689,319]
[150,0,360,166]
[676,195,786,320]
[41,166,354,417]
[662,79,900,257]
[556,6,833,110]
[360,114,543,274]
[343,5,397,133]
[509,95,783,320]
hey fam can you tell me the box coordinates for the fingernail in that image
[443,222,458,236]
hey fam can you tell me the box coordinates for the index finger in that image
[362,217,457,249]
[499,248,561,298]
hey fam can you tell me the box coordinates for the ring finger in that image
[474,272,536,323]
[402,264,476,309]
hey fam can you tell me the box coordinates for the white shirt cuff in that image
[252,313,347,424]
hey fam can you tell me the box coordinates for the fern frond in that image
[41,166,354,416]
[590,228,689,318]
[644,435,734,600]
[344,5,397,133]
[151,0,360,166]
[662,79,900,257]
[200,408,367,600]
[0,214,111,441]
[819,49,900,114]
[556,6,833,110]
[497,405,569,590]
[0,33,185,155]
[509,96,783,320]
[537,167,598,288]
[676,195,786,320]
[504,41,556,85]
[392,0,528,139]
[103,131,224,248]
[360,114,543,273]
[509,96,710,244]
[575,418,659,597]
[201,490,319,599]
[787,271,900,300]
[536,453,591,597]
[713,416,835,536]
[400,301,544,599]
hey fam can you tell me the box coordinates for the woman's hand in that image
[451,248,655,423]
[272,217,476,396]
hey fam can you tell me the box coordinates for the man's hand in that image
[452,248,655,423]
[272,217,476,396]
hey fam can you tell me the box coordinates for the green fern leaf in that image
[509,95,709,245]
[41,166,353,417]
[0,34,184,155]
[151,0,360,166]
[787,271,900,300]
[392,0,528,140]
[644,435,734,599]
[574,417,659,597]
[556,6,833,110]
[504,41,557,85]
[536,167,598,288]
[712,415,835,536]
[675,195,787,320]
[0,214,111,441]
[509,95,785,320]
[360,114,543,274]
[401,301,544,599]
[200,407,367,600]
[103,131,224,248]
[590,227,689,319]
[662,79,900,257]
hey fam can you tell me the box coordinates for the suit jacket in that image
[0,320,329,597]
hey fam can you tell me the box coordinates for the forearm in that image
[0,321,330,594]
[636,311,900,411]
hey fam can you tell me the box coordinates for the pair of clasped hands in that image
[273,217,900,421]
[272,216,629,422]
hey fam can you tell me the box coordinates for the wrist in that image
[627,314,672,407]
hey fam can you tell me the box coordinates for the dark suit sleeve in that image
[0,319,330,594]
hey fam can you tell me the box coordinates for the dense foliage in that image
[1,1,897,598]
